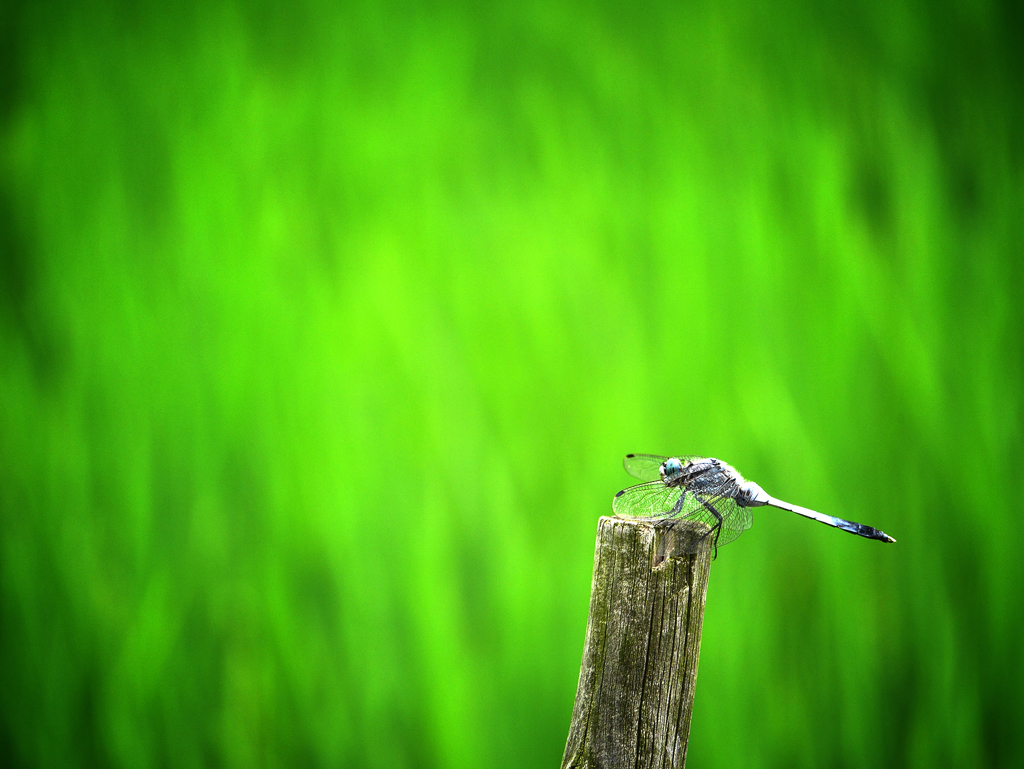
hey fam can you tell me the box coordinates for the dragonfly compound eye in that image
[661,457,683,481]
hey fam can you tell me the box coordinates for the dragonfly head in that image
[659,457,684,483]
[737,481,769,507]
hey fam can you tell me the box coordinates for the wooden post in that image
[562,516,713,769]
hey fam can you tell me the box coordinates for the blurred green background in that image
[1,0,1021,767]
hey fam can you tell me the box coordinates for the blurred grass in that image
[0,0,1021,767]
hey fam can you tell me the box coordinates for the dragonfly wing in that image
[656,493,753,554]
[711,496,752,546]
[622,454,668,481]
[622,454,705,481]
[613,475,753,554]
[612,481,683,517]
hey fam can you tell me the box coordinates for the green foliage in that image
[0,1,1020,767]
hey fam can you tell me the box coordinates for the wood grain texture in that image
[562,516,712,769]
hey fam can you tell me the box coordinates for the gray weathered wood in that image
[562,516,713,769]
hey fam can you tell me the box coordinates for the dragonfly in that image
[612,454,896,557]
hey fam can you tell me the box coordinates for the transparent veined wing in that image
[653,495,753,554]
[612,481,683,516]
[612,475,725,518]
[622,454,668,481]
[622,454,706,481]
[707,496,752,547]
[613,484,754,554]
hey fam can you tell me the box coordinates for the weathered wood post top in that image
[562,516,713,769]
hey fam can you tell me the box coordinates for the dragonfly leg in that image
[669,489,687,516]
[694,498,724,559]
